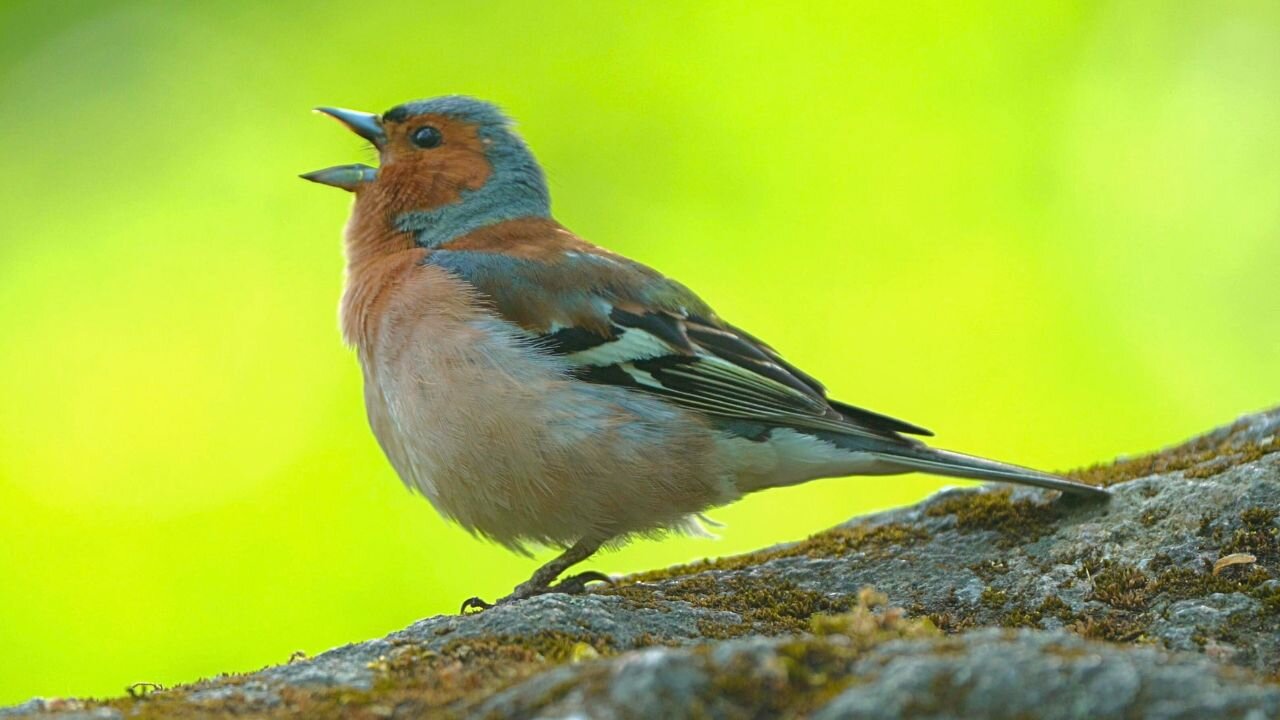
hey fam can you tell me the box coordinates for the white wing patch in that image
[566,327,670,366]
[550,308,897,441]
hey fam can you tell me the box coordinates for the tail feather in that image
[873,446,1109,499]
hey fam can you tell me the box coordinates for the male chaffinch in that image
[302,96,1108,610]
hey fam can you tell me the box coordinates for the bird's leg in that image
[501,538,606,599]
[459,538,610,613]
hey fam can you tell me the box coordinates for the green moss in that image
[1143,508,1276,607]
[1222,507,1279,564]
[82,630,619,720]
[980,587,1008,609]
[1089,562,1151,611]
[1257,584,1280,614]
[1152,565,1271,598]
[1240,507,1279,526]
[691,641,858,717]
[1070,613,1149,643]
[694,589,938,717]
[968,558,1011,580]
[993,594,1075,627]
[626,521,929,583]
[604,572,851,638]
[922,588,982,634]
[631,631,680,649]
[811,589,939,643]
[999,608,1041,628]
[506,588,938,720]
[710,643,850,715]
[998,595,1075,629]
[1036,595,1075,622]
[1068,419,1278,487]
[353,630,623,716]
[924,489,1060,546]
[925,509,1275,646]
[89,681,381,720]
[364,631,613,714]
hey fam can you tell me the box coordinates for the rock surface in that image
[5,408,1280,719]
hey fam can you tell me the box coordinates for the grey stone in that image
[459,629,1280,720]
[814,630,1280,720]
[5,407,1279,718]
[0,701,45,718]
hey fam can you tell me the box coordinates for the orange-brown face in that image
[301,107,495,219]
[371,113,493,216]
[305,98,552,260]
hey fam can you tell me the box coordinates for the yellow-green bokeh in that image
[2,0,1278,705]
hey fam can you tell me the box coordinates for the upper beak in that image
[303,106,386,191]
[315,106,386,148]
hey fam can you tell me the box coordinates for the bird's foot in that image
[459,596,494,614]
[458,570,613,615]
[505,570,614,603]
[550,570,614,595]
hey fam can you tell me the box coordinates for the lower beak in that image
[299,164,378,192]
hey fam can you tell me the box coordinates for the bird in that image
[301,95,1109,611]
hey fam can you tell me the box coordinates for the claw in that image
[552,570,614,594]
[459,596,494,614]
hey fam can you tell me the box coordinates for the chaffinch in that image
[302,96,1107,610]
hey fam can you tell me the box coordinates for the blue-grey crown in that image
[386,96,552,249]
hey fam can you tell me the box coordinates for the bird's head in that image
[302,96,550,248]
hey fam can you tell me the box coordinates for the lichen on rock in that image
[4,407,1279,719]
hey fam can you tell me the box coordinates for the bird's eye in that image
[410,125,443,149]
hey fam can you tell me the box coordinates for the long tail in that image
[873,445,1110,499]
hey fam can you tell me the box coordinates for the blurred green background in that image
[2,0,1279,705]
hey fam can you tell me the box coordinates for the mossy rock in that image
[5,407,1280,719]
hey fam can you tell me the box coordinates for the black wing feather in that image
[546,308,927,442]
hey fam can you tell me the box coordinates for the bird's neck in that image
[340,192,419,350]
[343,187,417,270]
[338,148,552,348]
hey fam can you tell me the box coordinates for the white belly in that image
[361,313,736,553]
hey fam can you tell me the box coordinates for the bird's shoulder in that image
[425,217,707,334]
[422,218,930,441]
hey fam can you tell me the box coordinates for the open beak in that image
[302,106,386,191]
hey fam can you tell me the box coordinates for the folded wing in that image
[425,244,930,443]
